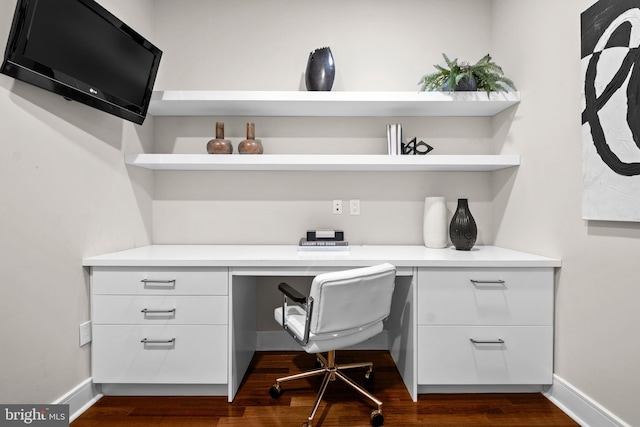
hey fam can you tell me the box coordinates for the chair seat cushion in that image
[274,305,383,353]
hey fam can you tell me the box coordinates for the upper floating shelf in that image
[125,154,520,172]
[147,90,520,117]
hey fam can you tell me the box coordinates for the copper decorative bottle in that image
[238,122,263,154]
[206,122,233,154]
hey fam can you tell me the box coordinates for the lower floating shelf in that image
[125,154,520,172]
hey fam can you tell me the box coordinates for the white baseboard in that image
[52,378,102,423]
[544,374,631,427]
[100,383,227,396]
[419,384,543,394]
[256,330,389,351]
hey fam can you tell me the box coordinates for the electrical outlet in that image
[332,199,343,214]
[350,199,360,215]
[79,321,92,347]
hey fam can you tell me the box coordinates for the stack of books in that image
[387,123,402,155]
[298,230,349,251]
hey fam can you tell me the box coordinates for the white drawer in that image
[417,268,553,325]
[417,325,552,385]
[92,295,228,325]
[92,325,227,384]
[92,267,228,295]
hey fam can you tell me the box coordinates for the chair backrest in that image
[308,263,396,336]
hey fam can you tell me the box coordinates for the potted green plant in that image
[418,53,516,96]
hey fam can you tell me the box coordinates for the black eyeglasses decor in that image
[401,137,434,155]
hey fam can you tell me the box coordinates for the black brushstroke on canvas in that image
[581,0,640,176]
[581,0,638,56]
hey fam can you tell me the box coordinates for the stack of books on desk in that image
[298,230,349,251]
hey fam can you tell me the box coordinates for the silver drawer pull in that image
[470,279,506,286]
[470,338,505,344]
[141,279,176,287]
[141,308,176,315]
[141,338,176,344]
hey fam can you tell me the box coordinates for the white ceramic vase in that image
[423,197,448,248]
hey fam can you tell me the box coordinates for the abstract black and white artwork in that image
[582,0,640,221]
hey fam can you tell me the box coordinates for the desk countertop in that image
[82,245,561,268]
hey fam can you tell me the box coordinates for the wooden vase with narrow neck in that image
[238,122,263,154]
[206,122,233,154]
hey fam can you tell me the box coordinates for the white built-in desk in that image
[83,245,560,402]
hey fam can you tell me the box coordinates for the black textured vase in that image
[305,47,335,91]
[449,198,477,251]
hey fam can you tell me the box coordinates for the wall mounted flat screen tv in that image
[1,0,162,125]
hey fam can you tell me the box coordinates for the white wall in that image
[0,0,154,404]
[151,0,501,246]
[492,1,639,426]
[153,0,491,92]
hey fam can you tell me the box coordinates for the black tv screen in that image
[1,0,162,125]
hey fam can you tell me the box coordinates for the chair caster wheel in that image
[364,370,375,385]
[370,409,384,426]
[269,384,282,399]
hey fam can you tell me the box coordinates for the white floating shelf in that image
[125,154,520,172]
[148,90,520,117]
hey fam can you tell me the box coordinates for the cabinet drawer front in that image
[418,268,553,325]
[92,267,228,295]
[92,325,227,384]
[92,295,228,325]
[417,325,552,385]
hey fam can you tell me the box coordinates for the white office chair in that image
[269,263,397,427]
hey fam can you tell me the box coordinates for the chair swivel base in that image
[269,351,384,427]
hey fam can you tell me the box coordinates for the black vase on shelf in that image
[305,47,335,91]
[449,198,477,251]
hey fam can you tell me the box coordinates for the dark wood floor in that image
[72,351,579,426]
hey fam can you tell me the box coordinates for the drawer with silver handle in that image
[91,324,228,384]
[91,267,228,295]
[417,267,553,326]
[417,325,552,385]
[92,295,228,325]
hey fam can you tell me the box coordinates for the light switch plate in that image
[350,199,360,215]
